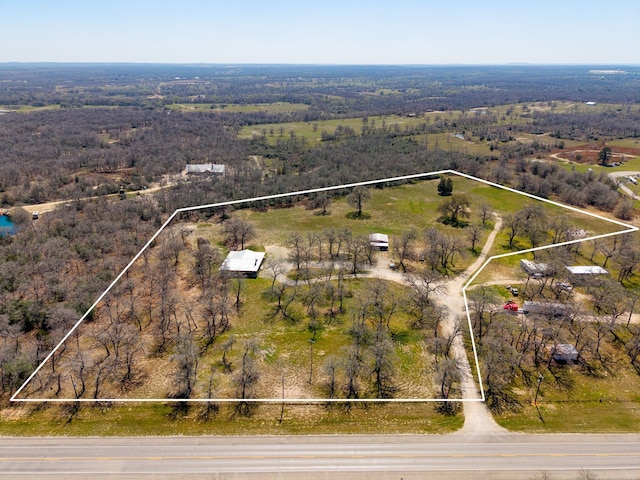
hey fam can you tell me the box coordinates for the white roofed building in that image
[220,250,265,278]
[185,164,226,175]
[566,266,608,275]
[520,259,552,277]
[369,233,389,251]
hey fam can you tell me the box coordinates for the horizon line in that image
[1,62,639,68]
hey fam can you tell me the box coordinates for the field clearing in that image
[167,102,310,113]
[239,114,433,144]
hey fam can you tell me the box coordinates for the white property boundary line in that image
[11,170,638,403]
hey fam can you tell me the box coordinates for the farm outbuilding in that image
[520,259,551,277]
[369,233,389,251]
[522,301,568,316]
[220,249,265,278]
[185,164,226,176]
[552,344,579,363]
[565,266,608,275]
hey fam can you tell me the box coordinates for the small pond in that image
[0,215,17,236]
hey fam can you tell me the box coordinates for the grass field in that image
[496,361,640,433]
[167,102,310,113]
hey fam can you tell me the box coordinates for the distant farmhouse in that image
[369,233,389,251]
[220,249,265,278]
[185,164,225,176]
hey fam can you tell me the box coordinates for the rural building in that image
[567,228,587,240]
[565,266,608,275]
[522,301,568,316]
[520,259,551,277]
[369,233,389,251]
[185,164,226,176]
[552,344,579,363]
[220,249,265,278]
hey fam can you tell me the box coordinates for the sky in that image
[1,0,639,64]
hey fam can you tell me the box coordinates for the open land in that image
[1,65,640,444]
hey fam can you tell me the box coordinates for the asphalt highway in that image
[1,433,639,479]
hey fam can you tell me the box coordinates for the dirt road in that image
[266,216,507,433]
[439,215,507,434]
[14,172,185,216]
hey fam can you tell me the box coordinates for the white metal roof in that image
[565,265,608,275]
[369,233,389,245]
[554,344,579,355]
[220,250,265,273]
[186,164,225,174]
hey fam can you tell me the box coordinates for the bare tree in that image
[346,235,370,275]
[170,333,198,400]
[200,282,232,351]
[323,356,338,399]
[347,186,370,218]
[392,229,416,272]
[223,218,256,250]
[220,335,235,372]
[193,238,221,292]
[369,327,397,398]
[288,232,304,272]
[467,223,483,253]
[435,357,462,414]
[233,340,260,417]
[264,255,286,290]
[479,203,494,225]
[503,212,524,248]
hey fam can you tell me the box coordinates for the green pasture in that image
[230,174,625,274]
[167,102,310,113]
[2,104,61,113]
[238,114,432,145]
[555,155,640,175]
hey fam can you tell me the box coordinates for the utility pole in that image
[534,373,544,405]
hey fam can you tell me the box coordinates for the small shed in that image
[369,233,389,251]
[220,250,265,278]
[566,266,608,275]
[552,344,579,363]
[185,164,226,176]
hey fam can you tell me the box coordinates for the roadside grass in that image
[0,401,462,436]
[496,362,640,433]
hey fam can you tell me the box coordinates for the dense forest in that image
[1,64,639,426]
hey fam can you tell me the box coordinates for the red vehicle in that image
[503,300,519,312]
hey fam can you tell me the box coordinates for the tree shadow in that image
[346,211,371,220]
